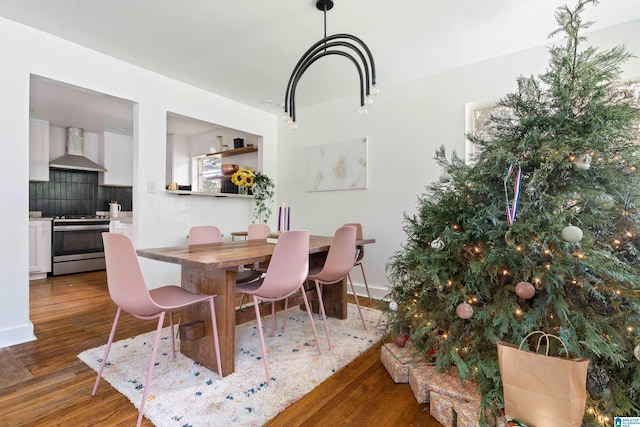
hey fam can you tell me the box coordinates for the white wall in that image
[0,16,277,348]
[1,14,638,348]
[276,19,640,300]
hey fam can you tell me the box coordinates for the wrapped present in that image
[408,364,436,403]
[380,341,424,383]
[428,369,491,427]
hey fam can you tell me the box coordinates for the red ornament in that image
[456,303,474,319]
[394,335,407,348]
[515,281,536,299]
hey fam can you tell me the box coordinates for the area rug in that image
[79,304,384,426]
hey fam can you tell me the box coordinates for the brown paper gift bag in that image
[497,331,590,427]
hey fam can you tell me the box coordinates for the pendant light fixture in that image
[283,0,378,129]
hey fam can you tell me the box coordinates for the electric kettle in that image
[109,202,122,218]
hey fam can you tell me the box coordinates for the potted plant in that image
[251,172,275,224]
[232,168,275,223]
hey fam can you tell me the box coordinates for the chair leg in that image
[348,274,367,330]
[282,297,289,334]
[300,285,322,355]
[238,292,247,309]
[270,302,276,337]
[314,280,332,350]
[92,307,122,396]
[208,298,223,377]
[358,262,373,306]
[137,312,166,427]
[252,296,271,385]
[169,311,176,358]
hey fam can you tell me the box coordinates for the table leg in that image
[180,266,236,377]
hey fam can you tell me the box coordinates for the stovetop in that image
[54,215,108,219]
[53,215,110,222]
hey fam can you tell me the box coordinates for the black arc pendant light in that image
[283,0,378,129]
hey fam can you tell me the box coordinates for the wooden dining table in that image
[136,235,374,377]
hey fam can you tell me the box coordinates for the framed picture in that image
[306,137,368,192]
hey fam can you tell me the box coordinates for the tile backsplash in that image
[29,169,132,216]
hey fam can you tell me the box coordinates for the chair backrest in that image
[343,222,364,262]
[188,225,223,245]
[315,225,357,283]
[255,230,310,299]
[102,233,159,317]
[248,223,271,240]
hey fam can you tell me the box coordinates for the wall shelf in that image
[166,190,254,199]
[206,146,257,158]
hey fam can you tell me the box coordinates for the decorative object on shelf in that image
[277,202,291,231]
[221,164,239,175]
[233,138,244,149]
[231,168,254,188]
[283,0,378,129]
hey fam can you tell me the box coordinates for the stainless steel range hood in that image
[49,127,107,172]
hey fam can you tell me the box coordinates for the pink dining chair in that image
[235,230,321,385]
[343,222,373,304]
[92,233,222,427]
[237,223,272,309]
[307,225,366,350]
[248,223,271,239]
[188,225,223,245]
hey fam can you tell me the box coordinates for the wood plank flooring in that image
[0,271,440,426]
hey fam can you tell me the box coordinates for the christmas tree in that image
[385,0,640,423]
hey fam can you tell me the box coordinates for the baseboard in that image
[349,281,389,301]
[0,322,36,349]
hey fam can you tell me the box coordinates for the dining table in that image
[136,234,375,377]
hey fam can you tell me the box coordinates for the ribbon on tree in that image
[504,162,522,227]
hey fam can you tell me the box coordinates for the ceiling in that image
[6,1,640,135]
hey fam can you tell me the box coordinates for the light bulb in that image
[359,106,368,116]
[291,122,298,130]
[282,112,289,121]
[287,117,293,125]
[365,95,373,106]
[371,84,379,95]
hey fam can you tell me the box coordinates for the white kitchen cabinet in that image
[29,118,50,181]
[99,132,133,186]
[29,220,52,280]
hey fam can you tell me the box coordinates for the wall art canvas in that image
[306,137,368,192]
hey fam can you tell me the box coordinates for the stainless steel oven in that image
[52,217,110,276]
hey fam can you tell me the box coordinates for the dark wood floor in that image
[0,271,440,426]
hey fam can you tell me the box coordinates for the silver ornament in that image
[431,238,445,250]
[561,225,583,242]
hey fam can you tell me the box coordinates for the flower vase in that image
[237,185,248,195]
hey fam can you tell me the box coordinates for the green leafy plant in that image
[252,172,275,224]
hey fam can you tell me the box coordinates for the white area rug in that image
[79,304,384,426]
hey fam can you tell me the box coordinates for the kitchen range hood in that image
[49,127,107,172]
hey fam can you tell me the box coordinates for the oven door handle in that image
[54,225,110,231]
